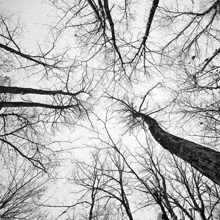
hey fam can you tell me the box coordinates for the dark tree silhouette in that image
[0,158,51,220]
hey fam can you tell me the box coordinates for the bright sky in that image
[1,0,53,45]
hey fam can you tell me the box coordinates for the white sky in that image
[1,0,54,46]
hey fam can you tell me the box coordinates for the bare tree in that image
[49,0,161,79]
[0,157,52,220]
[2,0,220,219]
[135,139,220,220]
[108,95,220,185]
[67,147,135,220]
[47,0,220,181]
[0,12,93,169]
[66,113,220,220]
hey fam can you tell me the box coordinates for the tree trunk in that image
[135,112,220,185]
[0,86,81,96]
[0,101,76,109]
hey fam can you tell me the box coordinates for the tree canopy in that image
[1,0,220,219]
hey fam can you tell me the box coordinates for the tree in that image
[111,96,220,185]
[134,139,220,220]
[157,0,220,145]
[2,0,220,219]
[67,115,220,220]
[65,149,135,220]
[0,157,51,220]
[0,12,92,170]
[47,0,220,185]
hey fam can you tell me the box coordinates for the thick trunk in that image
[136,112,220,185]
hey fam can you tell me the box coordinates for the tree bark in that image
[0,86,81,96]
[0,101,76,109]
[135,112,220,185]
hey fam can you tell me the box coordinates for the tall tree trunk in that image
[0,101,76,109]
[0,86,81,96]
[135,112,220,185]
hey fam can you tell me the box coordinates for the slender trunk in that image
[143,0,159,41]
[0,43,50,67]
[0,101,75,109]
[0,86,81,96]
[135,112,220,185]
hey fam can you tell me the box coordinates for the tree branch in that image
[0,101,78,109]
[0,86,82,96]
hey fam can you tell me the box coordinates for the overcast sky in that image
[1,0,53,46]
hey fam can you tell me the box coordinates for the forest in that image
[1,0,220,219]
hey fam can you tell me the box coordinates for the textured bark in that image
[135,112,220,185]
